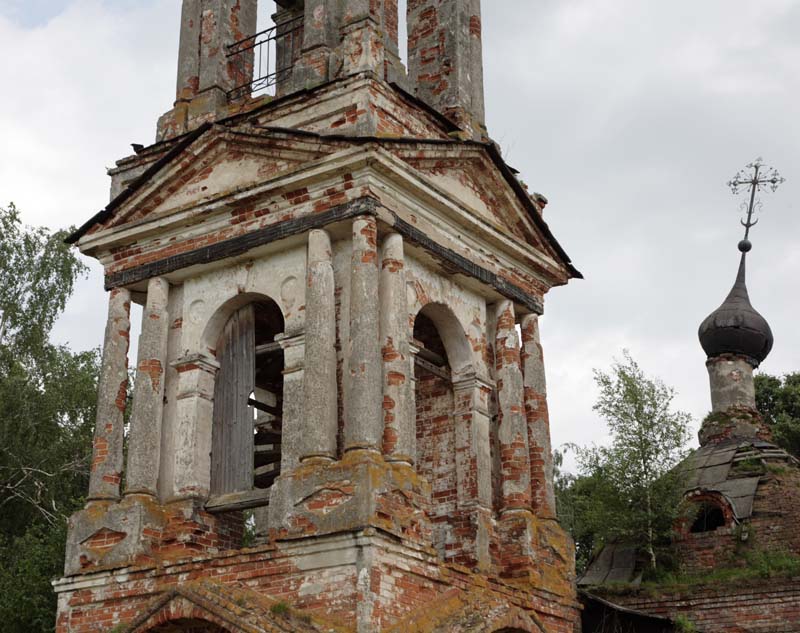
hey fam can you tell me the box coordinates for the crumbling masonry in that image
[56,2,582,631]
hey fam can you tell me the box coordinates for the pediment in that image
[384,588,545,633]
[390,145,555,258]
[96,127,342,235]
[120,580,337,633]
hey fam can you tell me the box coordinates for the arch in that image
[690,502,727,533]
[208,294,286,523]
[202,292,287,358]
[412,302,474,379]
[412,303,472,559]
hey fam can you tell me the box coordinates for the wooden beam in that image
[414,355,451,381]
[205,488,270,513]
[255,341,283,356]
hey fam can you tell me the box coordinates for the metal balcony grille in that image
[227,15,304,101]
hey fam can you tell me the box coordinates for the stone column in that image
[707,354,756,413]
[345,216,383,452]
[493,301,531,513]
[301,229,338,461]
[125,277,170,497]
[520,314,556,518]
[380,233,413,463]
[88,288,132,502]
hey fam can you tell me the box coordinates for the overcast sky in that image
[1,0,797,469]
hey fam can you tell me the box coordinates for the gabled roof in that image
[384,588,545,633]
[66,122,581,280]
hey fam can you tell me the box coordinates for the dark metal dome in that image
[698,253,773,366]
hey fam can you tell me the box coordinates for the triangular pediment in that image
[387,144,557,260]
[120,580,341,633]
[94,126,344,236]
[384,588,545,633]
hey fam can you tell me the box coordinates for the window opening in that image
[690,502,726,533]
[228,1,304,100]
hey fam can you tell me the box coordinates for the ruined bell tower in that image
[56,2,581,631]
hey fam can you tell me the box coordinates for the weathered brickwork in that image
[611,579,800,633]
[60,1,582,631]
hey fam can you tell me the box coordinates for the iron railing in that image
[227,15,304,101]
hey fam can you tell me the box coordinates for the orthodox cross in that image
[727,158,785,249]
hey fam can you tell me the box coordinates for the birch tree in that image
[576,351,692,571]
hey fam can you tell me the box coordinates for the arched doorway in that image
[412,305,470,558]
[209,299,285,522]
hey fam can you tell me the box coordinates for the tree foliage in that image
[0,203,87,354]
[755,372,800,459]
[562,351,692,573]
[0,204,98,632]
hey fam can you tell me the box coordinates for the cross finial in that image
[727,158,785,252]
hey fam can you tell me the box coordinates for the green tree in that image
[573,351,692,572]
[554,449,606,574]
[0,203,98,633]
[755,372,800,459]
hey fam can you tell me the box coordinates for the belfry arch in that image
[411,302,476,558]
[204,294,286,524]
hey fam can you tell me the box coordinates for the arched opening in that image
[209,298,285,516]
[243,1,304,97]
[690,502,727,533]
[413,308,457,558]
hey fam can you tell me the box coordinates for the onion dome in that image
[698,244,773,367]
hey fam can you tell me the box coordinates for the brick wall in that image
[676,468,800,574]
[609,578,800,633]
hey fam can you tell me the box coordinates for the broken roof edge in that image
[580,591,675,623]
[66,77,582,280]
[65,122,213,244]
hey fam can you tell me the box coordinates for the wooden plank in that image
[210,305,255,495]
[248,397,281,416]
[255,341,283,356]
[254,429,282,443]
[414,355,451,381]
[254,447,281,461]
[205,488,271,513]
[254,464,281,478]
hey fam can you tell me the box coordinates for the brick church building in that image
[55,2,582,631]
[580,223,800,631]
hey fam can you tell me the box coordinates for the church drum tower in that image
[55,2,581,631]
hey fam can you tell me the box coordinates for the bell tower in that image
[55,2,581,631]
